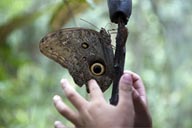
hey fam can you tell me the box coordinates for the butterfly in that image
[39,28,114,92]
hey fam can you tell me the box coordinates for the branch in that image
[110,18,128,105]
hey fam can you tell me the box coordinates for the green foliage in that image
[0,0,192,128]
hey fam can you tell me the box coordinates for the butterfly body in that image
[39,28,114,92]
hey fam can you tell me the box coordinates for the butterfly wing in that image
[39,28,114,92]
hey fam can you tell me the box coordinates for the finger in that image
[124,72,152,126]
[132,87,146,106]
[60,79,88,110]
[53,95,78,124]
[124,71,146,95]
[88,79,104,101]
[54,121,68,128]
[124,71,147,103]
[117,73,134,111]
[132,94,152,127]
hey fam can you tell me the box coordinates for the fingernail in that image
[60,78,67,89]
[88,79,97,86]
[54,120,63,128]
[88,79,95,83]
[120,74,133,92]
[122,73,132,85]
[53,95,61,101]
[60,78,66,84]
[54,120,61,125]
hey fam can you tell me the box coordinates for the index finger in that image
[88,79,105,102]
[61,79,88,111]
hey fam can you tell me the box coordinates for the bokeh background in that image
[0,0,192,128]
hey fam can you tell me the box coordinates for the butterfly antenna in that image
[80,18,100,30]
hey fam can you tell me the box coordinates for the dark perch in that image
[110,19,128,105]
[107,0,132,105]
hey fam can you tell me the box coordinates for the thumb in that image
[118,73,133,110]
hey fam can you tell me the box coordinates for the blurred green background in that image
[0,0,192,128]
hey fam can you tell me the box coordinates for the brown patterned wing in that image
[39,28,114,92]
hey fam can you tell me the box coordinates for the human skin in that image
[53,71,152,128]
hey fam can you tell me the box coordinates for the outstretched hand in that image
[53,71,152,128]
